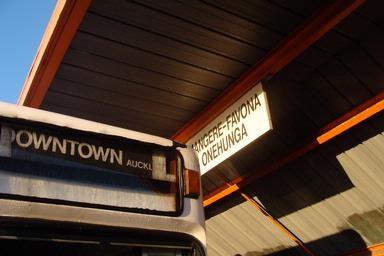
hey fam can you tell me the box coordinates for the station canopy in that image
[19,0,384,255]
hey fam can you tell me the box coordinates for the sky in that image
[0,1,56,104]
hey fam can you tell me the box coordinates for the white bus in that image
[0,102,206,256]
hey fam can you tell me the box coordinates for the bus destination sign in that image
[0,105,181,213]
[0,122,153,177]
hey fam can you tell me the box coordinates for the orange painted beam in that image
[204,90,384,207]
[172,0,366,143]
[343,242,384,256]
[203,184,239,207]
[18,0,91,107]
[317,91,384,144]
[240,192,315,256]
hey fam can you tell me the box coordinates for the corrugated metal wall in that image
[206,112,384,256]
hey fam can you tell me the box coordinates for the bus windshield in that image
[0,218,205,256]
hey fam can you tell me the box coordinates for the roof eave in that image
[17,0,91,108]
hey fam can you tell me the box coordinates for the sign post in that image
[187,83,272,174]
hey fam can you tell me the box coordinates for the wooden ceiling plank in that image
[171,0,366,143]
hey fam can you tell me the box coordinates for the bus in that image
[0,102,206,256]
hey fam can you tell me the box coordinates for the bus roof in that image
[0,101,173,147]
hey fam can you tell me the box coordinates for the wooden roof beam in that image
[171,0,366,143]
[18,0,91,107]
